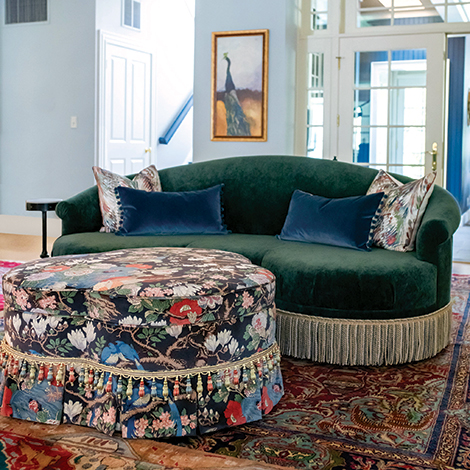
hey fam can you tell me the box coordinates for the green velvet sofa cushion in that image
[52,232,438,320]
[261,241,437,320]
[52,233,281,267]
[52,232,202,256]
[186,234,281,266]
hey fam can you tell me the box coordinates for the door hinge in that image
[335,56,344,70]
[337,114,340,127]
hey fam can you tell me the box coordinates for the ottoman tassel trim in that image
[0,340,281,397]
[276,302,453,366]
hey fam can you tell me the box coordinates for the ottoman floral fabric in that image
[0,248,283,438]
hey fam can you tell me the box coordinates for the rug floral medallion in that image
[0,266,469,469]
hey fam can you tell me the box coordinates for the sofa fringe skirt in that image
[276,303,453,366]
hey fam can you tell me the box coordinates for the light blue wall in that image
[0,0,96,217]
[193,0,298,163]
[0,0,195,223]
[1,0,291,218]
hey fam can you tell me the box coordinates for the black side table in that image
[26,199,62,258]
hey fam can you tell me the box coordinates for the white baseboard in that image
[0,215,62,238]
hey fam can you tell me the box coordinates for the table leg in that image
[40,210,48,258]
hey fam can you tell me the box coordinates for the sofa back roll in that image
[158,155,399,236]
[58,155,415,236]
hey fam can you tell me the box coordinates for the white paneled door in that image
[103,42,152,175]
[337,34,446,185]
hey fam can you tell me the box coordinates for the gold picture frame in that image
[211,29,269,142]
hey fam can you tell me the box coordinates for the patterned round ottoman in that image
[0,247,283,438]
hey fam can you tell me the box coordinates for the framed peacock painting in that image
[211,29,269,141]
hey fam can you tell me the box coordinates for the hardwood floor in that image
[0,233,56,262]
[452,262,470,275]
[0,232,469,274]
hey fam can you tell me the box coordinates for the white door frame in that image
[295,36,335,159]
[96,30,155,171]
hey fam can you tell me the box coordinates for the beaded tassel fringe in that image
[0,341,281,400]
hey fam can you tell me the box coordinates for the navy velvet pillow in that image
[115,184,228,236]
[279,190,385,251]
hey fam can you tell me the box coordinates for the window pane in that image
[358,8,391,27]
[133,1,141,29]
[312,0,328,11]
[391,50,427,87]
[10,0,47,23]
[367,164,388,171]
[311,0,328,30]
[308,91,324,125]
[370,127,388,164]
[391,48,426,62]
[371,89,388,126]
[353,127,387,164]
[312,13,328,30]
[390,88,426,126]
[389,127,425,166]
[389,166,424,179]
[307,127,323,159]
[354,90,370,125]
[5,0,18,24]
[353,128,369,163]
[394,7,444,25]
[355,51,388,87]
[356,0,469,27]
[355,89,388,126]
[306,51,325,158]
[358,0,386,6]
[124,0,132,26]
[448,4,470,22]
[309,53,324,88]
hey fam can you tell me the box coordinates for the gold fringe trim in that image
[276,303,453,366]
[0,340,280,381]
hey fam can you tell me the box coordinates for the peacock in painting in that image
[223,52,251,136]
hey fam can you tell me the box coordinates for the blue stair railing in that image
[159,95,193,145]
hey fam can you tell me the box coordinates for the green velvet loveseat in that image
[52,155,461,366]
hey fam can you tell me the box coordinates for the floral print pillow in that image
[93,165,161,233]
[366,170,437,252]
[367,169,403,194]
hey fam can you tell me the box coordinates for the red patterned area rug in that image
[0,270,468,469]
[175,274,470,469]
[0,421,282,470]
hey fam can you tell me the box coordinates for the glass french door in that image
[337,33,446,184]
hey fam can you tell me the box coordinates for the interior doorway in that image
[98,32,153,175]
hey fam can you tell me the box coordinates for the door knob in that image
[145,148,152,153]
[426,142,438,171]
